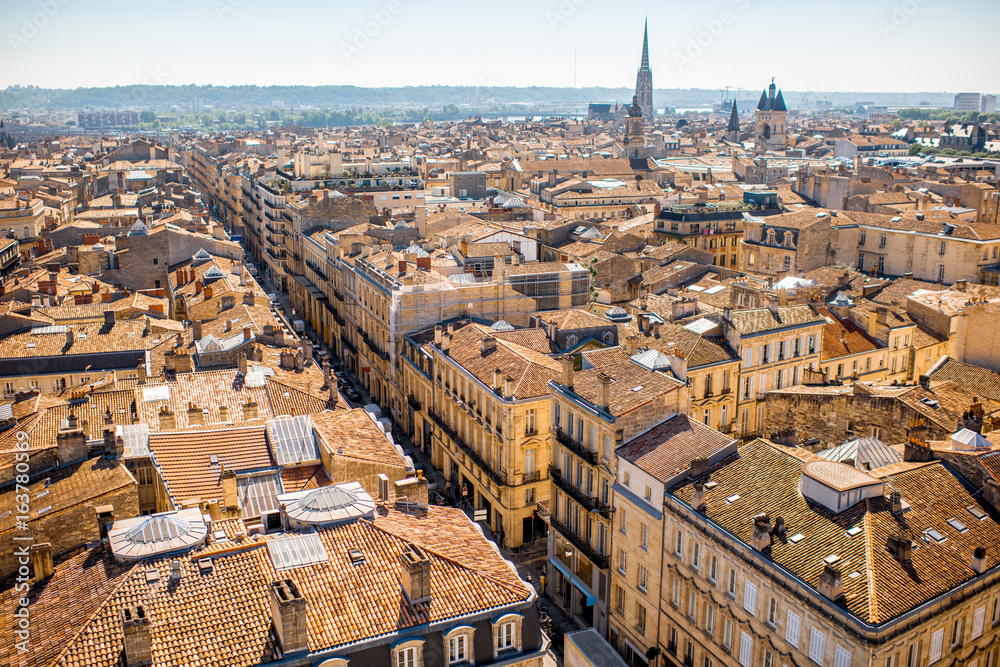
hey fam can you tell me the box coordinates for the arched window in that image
[566,335,579,349]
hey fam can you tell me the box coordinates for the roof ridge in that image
[362,518,529,597]
[862,498,878,623]
[48,552,139,667]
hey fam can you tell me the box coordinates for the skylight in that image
[789,533,805,544]
[726,494,740,504]
[946,518,968,533]
[923,527,947,544]
[846,526,862,537]
[267,532,329,571]
[967,505,988,521]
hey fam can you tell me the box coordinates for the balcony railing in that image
[554,429,599,465]
[361,331,390,362]
[548,515,609,570]
[407,394,422,411]
[523,470,542,484]
[333,290,345,302]
[428,410,505,487]
[331,310,345,326]
[340,335,357,354]
[550,465,596,511]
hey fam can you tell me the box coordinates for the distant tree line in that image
[0,84,957,113]
[897,108,1000,123]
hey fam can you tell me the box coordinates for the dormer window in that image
[392,638,425,667]
[443,625,475,665]
[492,613,523,657]
[767,229,777,245]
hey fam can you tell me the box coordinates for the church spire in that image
[640,19,650,72]
[634,20,654,122]
[727,100,740,132]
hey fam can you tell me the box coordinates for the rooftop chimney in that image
[481,336,497,356]
[503,375,514,400]
[493,367,503,393]
[158,406,175,431]
[96,504,115,540]
[56,416,88,466]
[625,335,639,356]
[243,400,258,421]
[691,482,707,512]
[30,542,54,581]
[596,372,611,411]
[400,543,432,604]
[104,310,116,328]
[751,515,772,552]
[269,579,309,654]
[122,605,153,666]
[887,533,912,562]
[192,321,203,340]
[818,565,844,600]
[441,331,451,356]
[970,547,988,574]
[561,355,575,389]
[378,473,390,504]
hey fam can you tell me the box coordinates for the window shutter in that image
[785,611,801,648]
[835,645,852,667]
[929,629,943,664]
[743,580,757,614]
[809,628,826,665]
[739,632,754,667]
[973,606,986,639]
[768,342,775,361]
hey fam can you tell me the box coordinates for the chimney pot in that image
[561,355,575,389]
[30,542,54,581]
[972,547,988,574]
[122,605,153,666]
[399,543,432,604]
[269,579,309,654]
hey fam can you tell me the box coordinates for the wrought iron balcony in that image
[548,515,609,570]
[549,465,596,511]
[554,428,599,465]
[340,335,357,354]
[407,394,422,411]
[522,470,542,484]
[333,290,345,302]
[428,411,505,487]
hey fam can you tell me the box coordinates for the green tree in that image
[139,110,156,123]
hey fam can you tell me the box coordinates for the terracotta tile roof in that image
[0,319,158,359]
[0,545,134,667]
[928,358,1000,404]
[438,321,561,400]
[0,456,136,535]
[582,346,632,368]
[670,440,1000,624]
[148,425,274,506]
[280,464,329,492]
[727,305,825,336]
[16,506,531,666]
[617,414,736,482]
[536,309,610,331]
[312,409,408,468]
[816,306,882,361]
[562,361,684,418]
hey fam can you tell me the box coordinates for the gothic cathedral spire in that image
[634,19,654,123]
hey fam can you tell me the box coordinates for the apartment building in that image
[741,209,1000,285]
[401,319,557,547]
[609,416,738,664]
[543,351,690,635]
[724,299,826,438]
[629,316,742,436]
[656,438,1000,667]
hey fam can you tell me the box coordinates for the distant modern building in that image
[634,20,654,122]
[983,94,997,113]
[77,110,139,129]
[954,93,981,111]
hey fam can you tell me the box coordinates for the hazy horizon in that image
[5,0,999,94]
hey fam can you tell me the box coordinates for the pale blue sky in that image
[4,0,999,92]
